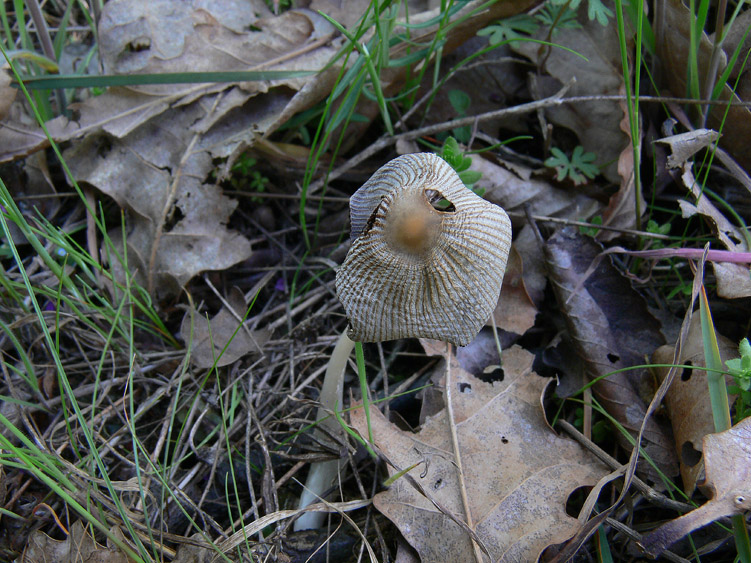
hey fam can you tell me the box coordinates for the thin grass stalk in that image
[698,286,751,561]
[0,184,154,560]
[701,0,727,126]
[614,0,643,231]
[355,341,374,446]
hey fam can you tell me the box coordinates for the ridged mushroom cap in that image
[335,153,512,346]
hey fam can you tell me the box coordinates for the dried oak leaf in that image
[640,416,751,558]
[1,5,337,162]
[544,228,677,480]
[67,117,252,297]
[180,287,269,369]
[0,69,15,120]
[350,346,608,563]
[652,315,738,494]
[22,521,128,563]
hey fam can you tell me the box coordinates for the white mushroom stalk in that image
[295,152,512,530]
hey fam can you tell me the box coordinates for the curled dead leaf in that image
[23,521,128,563]
[639,417,751,558]
[543,228,677,480]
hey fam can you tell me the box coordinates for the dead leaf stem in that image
[444,343,485,563]
[147,106,206,293]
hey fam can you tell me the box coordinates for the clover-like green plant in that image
[545,145,600,185]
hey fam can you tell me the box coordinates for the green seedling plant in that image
[227,154,270,203]
[579,215,603,237]
[725,337,751,423]
[477,13,540,46]
[536,3,583,32]
[550,0,614,27]
[479,0,615,48]
[545,145,600,185]
[439,136,482,192]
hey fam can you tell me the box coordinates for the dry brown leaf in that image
[473,154,599,219]
[492,245,538,335]
[712,262,751,299]
[543,228,678,479]
[513,8,629,184]
[350,346,608,563]
[471,154,600,305]
[22,521,128,563]
[0,6,338,162]
[67,124,253,296]
[654,129,721,169]
[675,162,751,297]
[639,417,751,558]
[2,5,342,295]
[98,0,271,82]
[172,534,215,563]
[180,287,269,369]
[308,0,374,30]
[652,315,738,494]
[660,131,751,297]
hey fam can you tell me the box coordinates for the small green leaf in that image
[459,170,482,186]
[448,89,471,115]
[544,146,599,185]
[477,14,539,45]
[587,0,614,26]
[438,137,483,190]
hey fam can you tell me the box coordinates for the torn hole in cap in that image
[425,189,456,212]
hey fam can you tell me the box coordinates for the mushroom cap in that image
[335,153,512,346]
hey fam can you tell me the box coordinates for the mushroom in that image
[295,152,512,530]
[337,152,512,345]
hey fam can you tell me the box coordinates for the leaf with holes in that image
[640,416,751,557]
[543,228,677,481]
[350,346,608,563]
[652,315,739,494]
[56,2,344,296]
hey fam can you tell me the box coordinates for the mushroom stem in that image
[294,330,354,530]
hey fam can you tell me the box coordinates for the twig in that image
[558,420,693,513]
[605,517,690,563]
[305,80,575,195]
[305,89,751,196]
